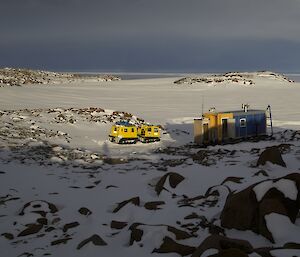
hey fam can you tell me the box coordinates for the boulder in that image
[257,146,286,167]
[220,173,300,242]
[153,236,195,256]
[221,177,244,185]
[18,224,43,237]
[51,237,72,246]
[19,200,58,216]
[129,223,144,245]
[77,234,107,249]
[63,221,80,232]
[144,201,165,210]
[78,207,92,216]
[113,197,140,213]
[155,172,185,195]
[192,235,253,257]
[110,220,127,229]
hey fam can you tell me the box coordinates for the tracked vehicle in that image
[108,121,138,144]
[108,122,161,144]
[138,124,161,143]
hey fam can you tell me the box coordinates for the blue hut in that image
[194,105,271,145]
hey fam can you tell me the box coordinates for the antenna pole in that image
[202,95,204,117]
[267,105,273,136]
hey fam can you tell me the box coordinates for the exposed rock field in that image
[174,71,294,86]
[0,68,121,87]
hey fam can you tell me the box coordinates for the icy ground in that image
[0,74,300,257]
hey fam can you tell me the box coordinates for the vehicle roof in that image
[115,121,136,127]
[141,124,159,127]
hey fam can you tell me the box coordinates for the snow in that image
[0,73,300,256]
[265,213,300,244]
[253,179,298,202]
[201,249,219,257]
[270,249,300,257]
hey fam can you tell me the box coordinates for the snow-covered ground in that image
[0,73,300,257]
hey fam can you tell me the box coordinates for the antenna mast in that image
[202,95,204,117]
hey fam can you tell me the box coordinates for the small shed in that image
[194,105,268,145]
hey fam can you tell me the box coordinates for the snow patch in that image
[253,179,298,202]
[270,249,300,257]
[265,213,300,244]
[202,249,219,257]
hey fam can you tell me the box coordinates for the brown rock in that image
[257,146,286,167]
[221,177,244,185]
[18,224,43,237]
[113,197,140,213]
[110,220,128,229]
[51,237,72,245]
[78,207,92,216]
[36,218,48,225]
[129,223,144,245]
[167,226,193,240]
[1,233,14,240]
[184,213,200,220]
[19,200,58,216]
[253,170,269,177]
[77,234,107,249]
[63,222,80,232]
[144,201,165,210]
[219,248,249,257]
[155,172,185,196]
[169,172,185,188]
[283,242,300,249]
[153,236,195,256]
[221,173,300,242]
[192,235,253,257]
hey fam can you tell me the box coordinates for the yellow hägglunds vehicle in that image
[108,122,161,144]
[108,121,138,144]
[138,124,161,143]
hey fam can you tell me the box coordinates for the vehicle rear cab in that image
[138,125,161,143]
[109,122,138,144]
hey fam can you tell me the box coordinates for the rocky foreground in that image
[0,68,121,87]
[1,106,300,257]
[174,71,294,86]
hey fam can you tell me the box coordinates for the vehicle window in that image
[154,128,158,132]
[240,118,246,127]
[124,128,128,132]
[131,128,134,132]
[148,128,152,132]
[114,127,117,131]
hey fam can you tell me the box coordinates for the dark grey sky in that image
[1,0,300,72]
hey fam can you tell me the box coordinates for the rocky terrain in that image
[0,68,121,87]
[0,75,300,256]
[174,71,294,86]
[1,106,300,257]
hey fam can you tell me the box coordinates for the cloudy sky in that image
[1,0,300,72]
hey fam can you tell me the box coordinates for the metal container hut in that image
[194,105,268,145]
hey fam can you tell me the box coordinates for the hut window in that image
[240,118,247,127]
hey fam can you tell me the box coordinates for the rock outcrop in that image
[220,173,300,242]
[257,146,286,167]
[0,67,121,87]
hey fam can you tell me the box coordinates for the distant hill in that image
[174,71,294,86]
[0,68,121,87]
